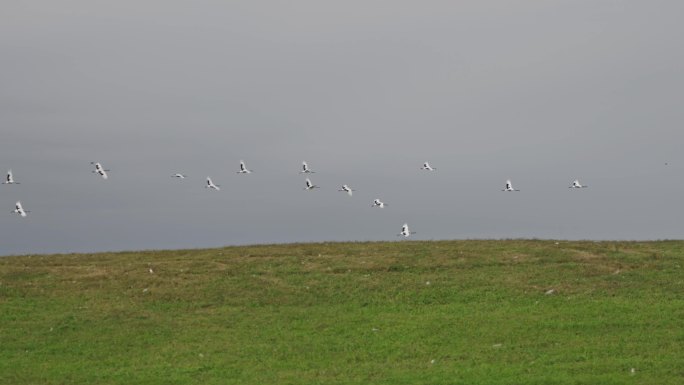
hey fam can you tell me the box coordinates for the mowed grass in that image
[1,240,683,384]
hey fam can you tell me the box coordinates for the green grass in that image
[1,240,683,384]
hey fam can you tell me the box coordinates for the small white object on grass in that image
[545,289,555,295]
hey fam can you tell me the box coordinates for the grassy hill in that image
[1,240,683,384]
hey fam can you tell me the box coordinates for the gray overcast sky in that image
[2,0,683,255]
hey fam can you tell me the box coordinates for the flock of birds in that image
[4,160,589,238]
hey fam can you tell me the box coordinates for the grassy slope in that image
[0,240,683,384]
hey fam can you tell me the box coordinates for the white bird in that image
[420,162,436,171]
[304,178,319,190]
[3,170,19,184]
[237,160,252,174]
[300,161,315,174]
[206,177,220,190]
[13,201,28,217]
[398,223,415,237]
[502,179,520,191]
[171,173,187,179]
[569,179,588,188]
[372,199,386,208]
[338,184,355,196]
[91,162,110,179]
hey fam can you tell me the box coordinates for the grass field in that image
[1,240,683,384]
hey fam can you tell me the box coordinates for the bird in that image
[171,173,187,179]
[237,160,252,174]
[502,179,520,191]
[338,184,355,196]
[372,199,386,208]
[304,178,319,190]
[206,177,220,190]
[300,161,315,174]
[420,162,436,171]
[90,162,110,179]
[13,201,28,217]
[3,169,19,184]
[569,179,588,188]
[398,223,415,237]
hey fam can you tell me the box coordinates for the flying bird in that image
[237,160,252,174]
[171,173,187,179]
[91,162,110,179]
[3,170,19,184]
[398,223,415,237]
[372,199,386,208]
[502,180,520,192]
[338,184,355,196]
[304,178,319,190]
[420,162,436,171]
[569,179,588,188]
[13,201,28,217]
[206,177,220,190]
[300,161,315,174]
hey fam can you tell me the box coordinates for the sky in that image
[2,0,684,255]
